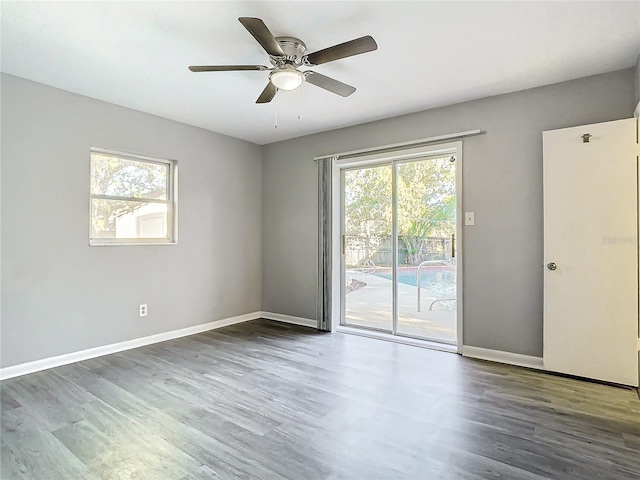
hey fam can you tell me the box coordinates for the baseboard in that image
[0,311,261,381]
[0,314,546,380]
[259,311,317,328]
[462,345,544,371]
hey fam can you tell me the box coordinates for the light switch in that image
[465,212,475,225]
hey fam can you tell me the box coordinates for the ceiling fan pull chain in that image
[275,92,278,129]
[297,88,301,120]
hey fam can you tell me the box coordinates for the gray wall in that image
[1,74,262,368]
[2,68,635,368]
[261,68,635,357]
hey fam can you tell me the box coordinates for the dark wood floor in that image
[1,319,639,479]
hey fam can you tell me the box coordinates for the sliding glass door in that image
[341,150,459,345]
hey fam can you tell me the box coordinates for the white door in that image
[543,118,638,387]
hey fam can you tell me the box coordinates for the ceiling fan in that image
[189,17,378,104]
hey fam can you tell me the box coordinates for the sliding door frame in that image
[333,141,464,351]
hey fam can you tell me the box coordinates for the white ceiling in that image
[2,1,639,145]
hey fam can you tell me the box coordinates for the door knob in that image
[547,262,557,271]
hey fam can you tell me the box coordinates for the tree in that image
[344,156,456,266]
[397,158,456,264]
[344,165,392,265]
[344,165,392,237]
[90,154,168,236]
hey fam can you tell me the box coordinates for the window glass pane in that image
[91,199,168,239]
[90,154,168,200]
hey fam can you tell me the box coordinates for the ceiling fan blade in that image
[256,82,277,103]
[189,65,268,72]
[304,35,377,66]
[304,72,356,97]
[238,17,285,57]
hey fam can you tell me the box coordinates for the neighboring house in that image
[114,204,168,239]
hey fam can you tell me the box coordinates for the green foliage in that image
[344,165,392,238]
[344,157,456,265]
[90,155,168,235]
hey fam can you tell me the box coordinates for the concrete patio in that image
[344,269,457,344]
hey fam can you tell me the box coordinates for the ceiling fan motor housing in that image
[270,36,307,66]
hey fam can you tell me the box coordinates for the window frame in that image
[89,147,178,246]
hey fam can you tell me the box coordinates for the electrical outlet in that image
[139,304,148,317]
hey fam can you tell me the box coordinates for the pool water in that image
[374,269,456,298]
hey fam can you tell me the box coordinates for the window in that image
[89,148,177,245]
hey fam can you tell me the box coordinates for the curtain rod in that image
[313,129,483,161]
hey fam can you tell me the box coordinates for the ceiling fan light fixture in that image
[269,67,304,90]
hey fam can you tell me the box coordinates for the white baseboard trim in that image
[259,311,317,328]
[0,311,261,381]
[462,346,544,370]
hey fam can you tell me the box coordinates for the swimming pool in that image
[374,268,456,298]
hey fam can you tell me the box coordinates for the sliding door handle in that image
[451,234,455,258]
